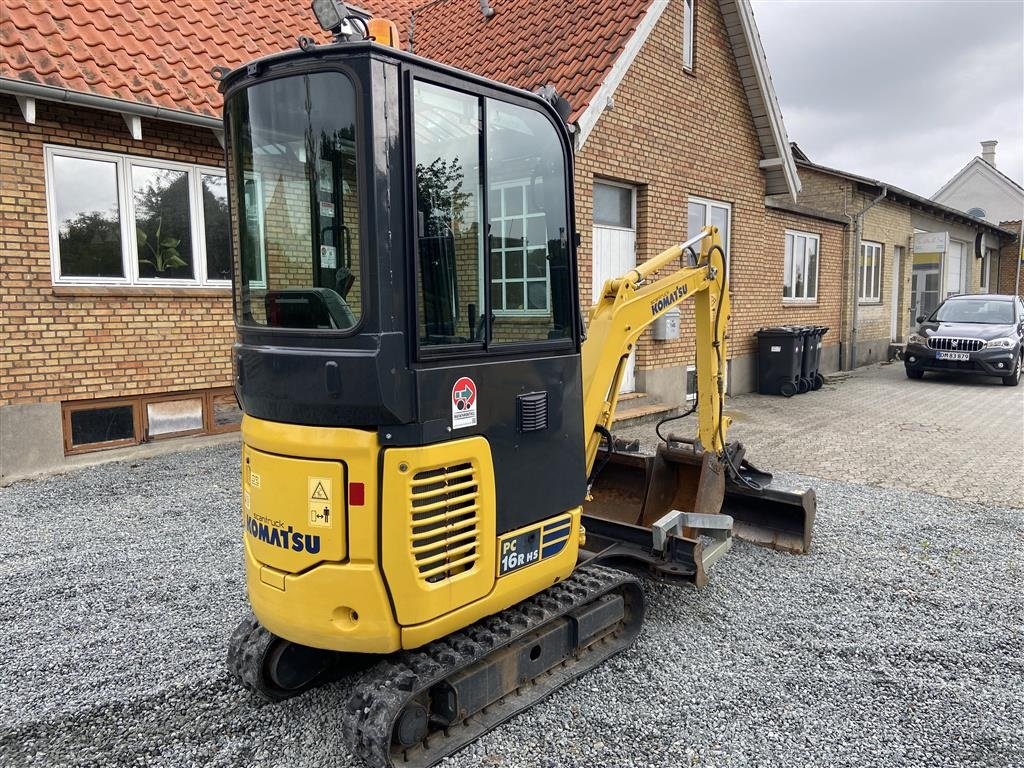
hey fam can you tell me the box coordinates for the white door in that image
[592,182,636,393]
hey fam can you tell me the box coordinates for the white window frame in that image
[45,145,229,288]
[858,240,883,303]
[783,229,819,303]
[490,179,552,317]
[685,364,697,403]
[688,196,731,273]
[683,0,695,71]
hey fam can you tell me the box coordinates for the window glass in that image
[859,242,882,301]
[806,236,818,298]
[784,231,819,300]
[783,233,793,296]
[202,174,231,281]
[594,184,632,227]
[69,405,135,447]
[793,235,805,297]
[52,155,124,278]
[683,0,695,70]
[488,99,571,342]
[687,201,705,237]
[710,204,728,250]
[211,391,243,428]
[411,82,483,345]
[146,398,204,437]
[688,198,730,272]
[132,165,195,280]
[240,175,267,287]
[228,71,361,330]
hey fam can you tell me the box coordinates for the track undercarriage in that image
[229,565,643,767]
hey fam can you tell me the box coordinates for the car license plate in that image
[936,351,970,361]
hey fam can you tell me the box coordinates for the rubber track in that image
[341,564,642,768]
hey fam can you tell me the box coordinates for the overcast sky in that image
[751,0,1024,197]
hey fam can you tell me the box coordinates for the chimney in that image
[981,140,997,167]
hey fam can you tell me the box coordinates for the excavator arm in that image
[579,227,816,581]
[582,226,730,476]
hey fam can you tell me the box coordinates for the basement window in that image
[685,365,697,403]
[45,145,231,288]
[64,400,140,452]
[61,388,240,454]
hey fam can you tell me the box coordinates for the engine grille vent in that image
[517,391,549,432]
[409,462,480,584]
[927,337,984,352]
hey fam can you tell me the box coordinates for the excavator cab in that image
[221,38,599,655]
[219,19,813,767]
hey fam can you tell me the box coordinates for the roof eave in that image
[730,0,800,200]
[797,159,1016,237]
[0,77,222,130]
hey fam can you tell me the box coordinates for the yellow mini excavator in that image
[219,7,815,766]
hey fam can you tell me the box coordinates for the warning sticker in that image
[307,477,333,528]
[451,376,478,429]
[319,201,335,219]
[320,245,337,269]
[248,470,261,488]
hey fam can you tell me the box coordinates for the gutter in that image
[847,186,888,370]
[0,77,222,130]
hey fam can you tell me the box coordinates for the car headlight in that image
[908,333,928,345]
[985,337,1016,349]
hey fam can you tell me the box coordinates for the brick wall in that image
[789,167,917,362]
[573,0,841,378]
[856,196,913,350]
[995,221,1022,297]
[0,96,233,407]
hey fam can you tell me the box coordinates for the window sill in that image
[52,285,232,299]
[782,298,818,306]
[858,299,883,306]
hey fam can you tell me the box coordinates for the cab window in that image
[412,80,572,351]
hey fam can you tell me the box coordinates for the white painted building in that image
[933,141,1024,225]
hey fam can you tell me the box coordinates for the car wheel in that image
[905,367,924,380]
[1001,354,1022,386]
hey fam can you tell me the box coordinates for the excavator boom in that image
[579,227,815,584]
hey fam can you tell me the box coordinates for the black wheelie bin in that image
[755,326,803,397]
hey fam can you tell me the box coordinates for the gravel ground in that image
[1,443,1022,768]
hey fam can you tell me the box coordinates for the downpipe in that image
[847,186,888,370]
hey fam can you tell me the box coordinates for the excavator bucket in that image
[583,440,814,586]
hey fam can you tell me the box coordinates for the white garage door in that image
[592,182,636,393]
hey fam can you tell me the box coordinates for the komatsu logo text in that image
[651,286,686,315]
[246,515,321,554]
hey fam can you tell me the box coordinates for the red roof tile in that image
[1,0,652,121]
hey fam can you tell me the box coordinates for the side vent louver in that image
[517,391,549,432]
[410,462,481,584]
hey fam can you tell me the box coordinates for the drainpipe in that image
[847,186,888,370]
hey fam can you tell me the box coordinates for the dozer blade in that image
[583,439,815,585]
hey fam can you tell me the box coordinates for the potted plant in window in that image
[136,217,187,274]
